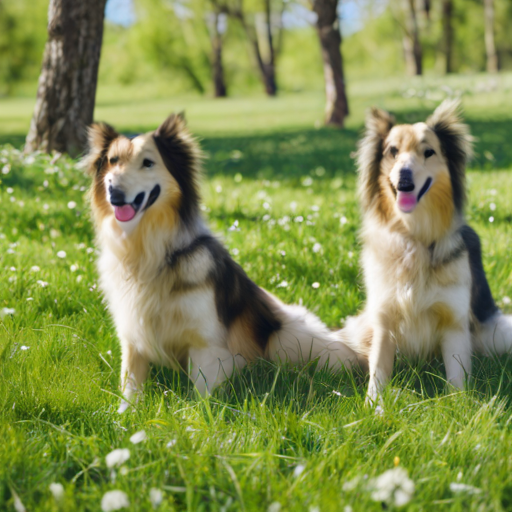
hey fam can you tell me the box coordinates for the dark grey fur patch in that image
[166,234,282,350]
[459,225,499,323]
[153,114,200,226]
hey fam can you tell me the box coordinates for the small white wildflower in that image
[489,216,494,223]
[43,204,49,210]
[302,177,313,187]
[309,507,320,512]
[43,180,49,187]
[26,298,33,302]
[10,196,15,203]
[276,280,288,288]
[106,448,130,468]
[20,346,30,351]
[130,430,147,444]
[2,164,11,175]
[67,201,77,209]
[342,476,361,492]
[369,467,415,507]
[232,248,240,256]
[86,247,94,254]
[312,243,322,253]
[263,202,270,210]
[101,490,130,511]
[18,201,24,208]
[57,250,66,258]
[49,482,65,502]
[456,471,463,481]
[149,488,164,509]
[1,307,15,317]
[449,483,481,495]
[503,296,511,305]
[37,280,49,287]
[6,187,13,194]
[76,275,83,283]
[268,502,281,512]
[311,205,320,211]
[293,464,305,477]
[312,282,320,289]
[332,390,343,396]
[490,202,496,211]
[30,266,40,272]
[294,216,304,223]
[344,507,353,512]
[348,251,354,259]
[70,264,78,272]
[340,216,348,225]
[290,201,297,212]
[167,439,177,448]
[10,266,16,271]
[215,185,222,193]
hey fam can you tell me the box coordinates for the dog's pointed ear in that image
[357,107,395,212]
[427,99,472,212]
[365,107,395,140]
[153,112,202,226]
[81,122,119,175]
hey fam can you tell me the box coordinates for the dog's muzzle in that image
[397,169,415,193]
[109,185,161,222]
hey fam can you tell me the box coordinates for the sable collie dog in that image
[83,113,356,411]
[340,100,512,403]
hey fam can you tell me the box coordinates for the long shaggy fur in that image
[341,100,512,403]
[83,113,358,410]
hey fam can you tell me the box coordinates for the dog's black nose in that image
[397,169,415,193]
[109,186,126,206]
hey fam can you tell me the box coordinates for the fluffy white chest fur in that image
[363,229,471,359]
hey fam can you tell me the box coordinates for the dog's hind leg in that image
[119,341,150,413]
[189,346,246,397]
[474,313,512,356]
[441,326,472,389]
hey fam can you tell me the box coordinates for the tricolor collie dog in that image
[83,113,357,411]
[340,100,512,404]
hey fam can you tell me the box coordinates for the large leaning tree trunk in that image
[312,0,348,127]
[442,0,454,73]
[483,0,498,73]
[25,0,108,157]
[402,0,422,75]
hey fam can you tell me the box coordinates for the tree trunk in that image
[313,0,349,127]
[403,0,422,75]
[484,0,498,73]
[208,11,227,98]
[25,0,107,157]
[442,0,453,73]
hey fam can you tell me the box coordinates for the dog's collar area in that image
[417,177,433,202]
[144,184,161,211]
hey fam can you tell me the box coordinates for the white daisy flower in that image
[312,243,322,253]
[369,467,415,507]
[149,488,164,509]
[130,430,147,444]
[67,201,77,209]
[49,482,65,502]
[101,490,130,511]
[312,282,320,289]
[293,464,305,477]
[30,266,40,272]
[105,448,130,468]
[57,250,66,258]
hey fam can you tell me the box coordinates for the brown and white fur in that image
[83,113,357,412]
[339,100,512,404]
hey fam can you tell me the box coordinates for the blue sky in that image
[104,0,384,35]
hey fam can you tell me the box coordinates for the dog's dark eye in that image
[424,148,435,159]
[390,147,398,158]
[142,159,154,168]
[109,156,119,165]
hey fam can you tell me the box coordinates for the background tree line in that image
[1,0,511,155]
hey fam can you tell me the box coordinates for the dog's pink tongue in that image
[397,192,417,213]
[115,204,136,222]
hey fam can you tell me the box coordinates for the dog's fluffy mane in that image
[357,99,473,219]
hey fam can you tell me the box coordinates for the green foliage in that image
[0,0,47,95]
[2,76,512,509]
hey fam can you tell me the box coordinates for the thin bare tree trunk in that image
[484,0,498,73]
[402,0,422,75]
[442,0,453,73]
[25,0,107,156]
[313,0,348,127]
[210,12,227,97]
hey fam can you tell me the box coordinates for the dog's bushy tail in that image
[474,313,512,356]
[266,301,362,371]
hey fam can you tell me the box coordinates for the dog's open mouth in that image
[113,185,161,222]
[397,177,433,213]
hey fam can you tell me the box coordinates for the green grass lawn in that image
[2,74,512,511]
